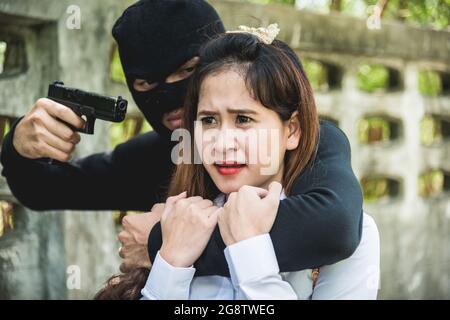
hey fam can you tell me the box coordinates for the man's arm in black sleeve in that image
[1,117,174,211]
[148,120,363,276]
[272,120,363,271]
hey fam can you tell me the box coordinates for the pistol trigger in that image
[83,116,96,135]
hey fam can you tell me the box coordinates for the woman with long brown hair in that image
[96,26,379,300]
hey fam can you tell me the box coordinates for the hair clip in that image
[226,23,280,44]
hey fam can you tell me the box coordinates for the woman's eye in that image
[200,116,217,125]
[236,115,252,124]
[184,67,195,73]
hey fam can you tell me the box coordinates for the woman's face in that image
[195,70,301,194]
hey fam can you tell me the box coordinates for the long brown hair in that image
[94,268,149,300]
[169,32,319,198]
[94,32,319,300]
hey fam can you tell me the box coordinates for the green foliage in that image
[364,0,450,30]
[361,177,393,203]
[420,115,442,145]
[2,119,10,138]
[110,46,126,84]
[418,70,442,96]
[249,0,295,5]
[419,169,444,197]
[0,41,7,74]
[303,60,329,91]
[358,116,391,144]
[357,64,389,93]
[110,118,152,148]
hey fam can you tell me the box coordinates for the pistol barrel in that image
[47,81,128,122]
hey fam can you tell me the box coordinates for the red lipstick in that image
[214,161,246,176]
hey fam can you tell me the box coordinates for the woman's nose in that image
[214,127,239,154]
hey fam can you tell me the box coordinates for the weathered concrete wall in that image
[0,0,129,299]
[0,0,449,299]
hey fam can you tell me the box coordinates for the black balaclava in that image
[112,0,225,137]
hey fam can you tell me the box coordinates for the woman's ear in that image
[286,111,301,151]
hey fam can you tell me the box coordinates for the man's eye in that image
[200,116,217,125]
[133,80,158,92]
[236,115,252,124]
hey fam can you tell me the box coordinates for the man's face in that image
[133,56,200,131]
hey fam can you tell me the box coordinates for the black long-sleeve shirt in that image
[1,119,363,276]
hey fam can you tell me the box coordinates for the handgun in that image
[47,81,128,134]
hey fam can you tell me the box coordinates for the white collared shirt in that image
[141,192,380,300]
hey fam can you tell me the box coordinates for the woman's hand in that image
[218,181,282,246]
[160,192,221,268]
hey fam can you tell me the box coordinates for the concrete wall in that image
[0,0,130,299]
[0,0,449,299]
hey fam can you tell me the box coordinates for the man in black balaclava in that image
[2,0,363,280]
[112,0,225,137]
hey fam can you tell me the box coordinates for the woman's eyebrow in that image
[197,110,218,116]
[226,108,257,114]
[197,108,258,116]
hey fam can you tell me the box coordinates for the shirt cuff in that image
[1,117,27,165]
[141,251,195,300]
[224,234,280,287]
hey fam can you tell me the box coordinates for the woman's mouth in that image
[214,161,247,176]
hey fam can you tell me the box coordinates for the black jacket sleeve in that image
[1,118,174,211]
[148,120,363,276]
[3,117,362,276]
